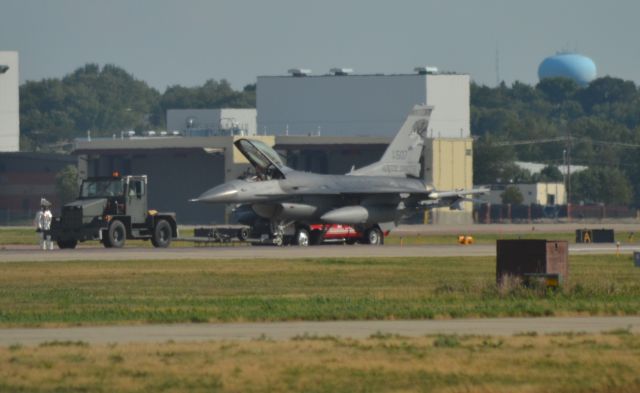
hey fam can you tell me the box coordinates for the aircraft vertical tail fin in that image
[348,105,433,178]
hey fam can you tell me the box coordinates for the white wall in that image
[426,74,470,138]
[0,51,19,152]
[166,109,256,135]
[257,73,469,138]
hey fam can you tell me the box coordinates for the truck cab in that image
[51,173,178,249]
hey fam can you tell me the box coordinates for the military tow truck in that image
[51,173,178,249]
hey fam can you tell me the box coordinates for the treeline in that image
[19,64,640,205]
[19,64,255,150]
[472,77,640,206]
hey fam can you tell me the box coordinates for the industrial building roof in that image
[258,72,469,78]
[73,135,392,154]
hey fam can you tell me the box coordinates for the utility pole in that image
[495,46,501,87]
[566,128,572,222]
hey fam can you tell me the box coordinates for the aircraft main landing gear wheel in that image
[310,231,324,246]
[294,228,310,247]
[364,227,383,246]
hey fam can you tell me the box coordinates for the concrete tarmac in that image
[1,316,639,346]
[1,243,638,262]
[3,222,640,262]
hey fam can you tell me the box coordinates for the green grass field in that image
[1,332,639,393]
[1,255,639,327]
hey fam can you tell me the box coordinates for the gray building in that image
[0,51,19,152]
[257,69,470,138]
[166,109,257,137]
[0,152,76,224]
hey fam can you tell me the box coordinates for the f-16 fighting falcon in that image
[192,105,487,246]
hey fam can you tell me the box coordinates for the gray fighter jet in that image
[192,105,487,246]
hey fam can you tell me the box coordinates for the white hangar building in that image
[256,68,470,138]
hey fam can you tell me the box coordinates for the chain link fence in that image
[0,209,37,226]
[474,203,638,223]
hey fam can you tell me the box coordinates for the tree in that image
[536,77,579,104]
[501,186,524,205]
[473,136,533,184]
[578,76,638,112]
[55,165,79,205]
[20,64,160,149]
[155,79,256,126]
[535,165,563,182]
[570,167,633,205]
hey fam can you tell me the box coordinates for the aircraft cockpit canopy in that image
[235,139,289,180]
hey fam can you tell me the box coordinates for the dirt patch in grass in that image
[2,333,640,392]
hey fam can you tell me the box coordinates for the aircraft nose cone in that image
[191,183,239,203]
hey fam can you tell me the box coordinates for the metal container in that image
[496,239,569,284]
[576,229,615,243]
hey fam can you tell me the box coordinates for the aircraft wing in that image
[426,188,489,200]
[421,187,489,210]
[270,185,488,210]
[279,183,433,197]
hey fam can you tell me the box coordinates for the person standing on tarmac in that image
[34,198,53,250]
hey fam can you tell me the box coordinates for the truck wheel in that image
[105,220,126,248]
[57,239,78,249]
[151,219,172,248]
[102,230,111,248]
[364,227,383,246]
[294,228,310,247]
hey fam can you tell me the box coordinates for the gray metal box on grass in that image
[496,240,569,284]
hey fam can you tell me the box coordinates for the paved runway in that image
[1,243,637,262]
[1,316,638,346]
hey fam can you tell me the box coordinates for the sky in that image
[1,0,639,92]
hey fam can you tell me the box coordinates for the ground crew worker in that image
[34,198,53,250]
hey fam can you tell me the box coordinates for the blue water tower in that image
[538,53,597,86]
